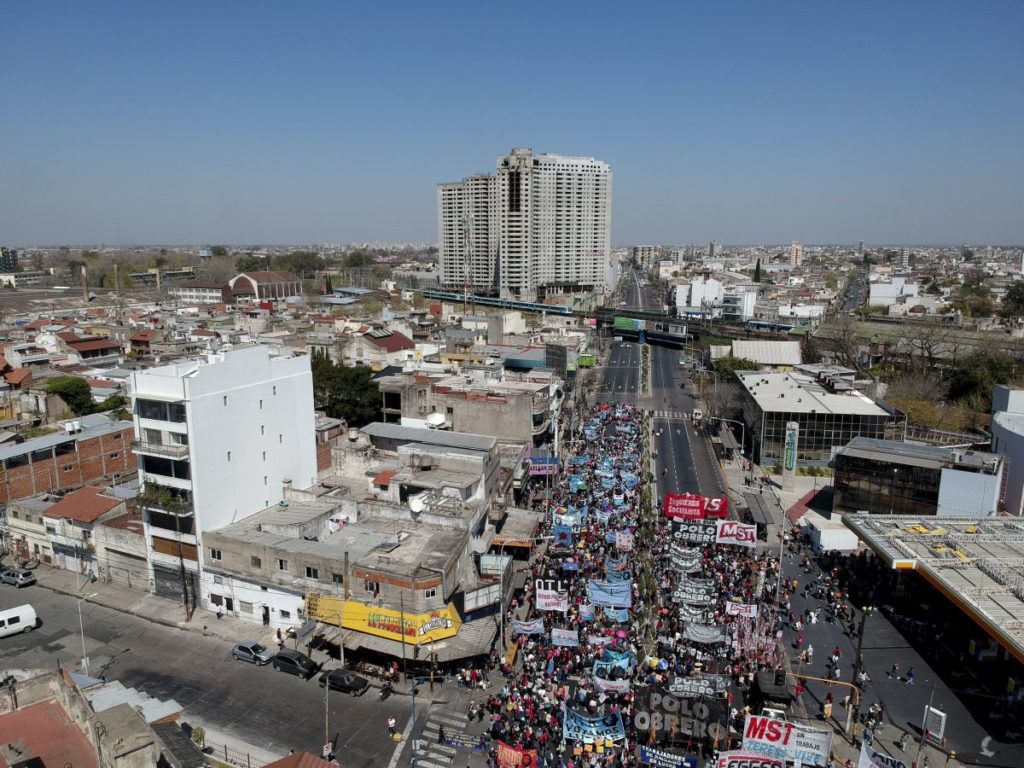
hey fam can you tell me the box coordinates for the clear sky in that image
[2,1,1022,246]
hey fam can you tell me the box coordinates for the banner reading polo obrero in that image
[715,751,783,768]
[562,709,626,744]
[726,602,759,619]
[742,715,832,767]
[496,741,539,768]
[588,578,633,608]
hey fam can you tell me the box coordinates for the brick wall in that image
[0,427,134,503]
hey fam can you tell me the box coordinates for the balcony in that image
[132,440,189,459]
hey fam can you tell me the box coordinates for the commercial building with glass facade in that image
[833,437,1003,516]
[737,367,904,466]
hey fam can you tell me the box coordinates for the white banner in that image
[725,602,759,619]
[536,587,568,612]
[742,716,832,767]
[858,742,908,768]
[715,521,757,548]
[594,675,631,693]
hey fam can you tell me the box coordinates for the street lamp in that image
[78,593,98,676]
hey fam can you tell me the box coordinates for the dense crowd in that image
[475,402,785,768]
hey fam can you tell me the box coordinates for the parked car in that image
[1,569,36,588]
[318,669,369,696]
[272,649,317,679]
[232,641,274,665]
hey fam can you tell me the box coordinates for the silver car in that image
[0,569,36,588]
[231,641,274,665]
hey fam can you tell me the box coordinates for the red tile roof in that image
[0,699,97,768]
[45,486,121,524]
[3,369,32,387]
[190,329,217,336]
[263,753,333,768]
[372,468,398,487]
[363,331,414,353]
[67,339,122,353]
[130,330,158,342]
[239,271,301,283]
[0,354,7,371]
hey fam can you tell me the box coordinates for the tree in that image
[1001,281,1024,318]
[277,250,324,276]
[343,250,376,269]
[311,353,382,426]
[712,357,762,378]
[753,258,762,283]
[235,254,265,273]
[46,376,94,415]
[210,246,229,258]
[325,275,334,294]
[824,273,839,290]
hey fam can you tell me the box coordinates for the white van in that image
[0,604,37,638]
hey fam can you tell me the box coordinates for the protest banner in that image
[512,618,545,635]
[858,742,908,768]
[551,628,580,647]
[725,602,759,619]
[670,520,718,545]
[682,623,728,644]
[562,710,626,744]
[715,752,783,768]
[715,521,757,548]
[666,675,730,698]
[639,747,697,768]
[496,741,539,768]
[742,715,832,767]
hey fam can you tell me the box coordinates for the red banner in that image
[663,494,729,520]
[497,741,539,768]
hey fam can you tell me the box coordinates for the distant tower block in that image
[790,241,803,266]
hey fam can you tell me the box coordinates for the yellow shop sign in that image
[306,593,461,645]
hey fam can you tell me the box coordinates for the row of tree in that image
[310,352,382,426]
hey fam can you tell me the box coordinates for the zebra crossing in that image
[652,409,692,420]
[413,708,471,768]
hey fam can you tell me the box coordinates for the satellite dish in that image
[409,492,427,514]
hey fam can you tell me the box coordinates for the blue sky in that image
[2,1,1022,246]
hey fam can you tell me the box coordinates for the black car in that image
[318,669,370,696]
[272,649,317,679]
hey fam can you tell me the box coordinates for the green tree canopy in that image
[210,245,229,258]
[311,353,382,427]
[46,376,94,415]
[1001,281,1024,318]
[753,258,761,283]
[277,250,325,276]
[235,254,265,273]
[712,357,761,378]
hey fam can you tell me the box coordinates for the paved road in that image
[0,584,413,763]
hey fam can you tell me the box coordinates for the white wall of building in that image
[937,468,1001,517]
[199,571,305,630]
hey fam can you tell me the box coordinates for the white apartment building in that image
[129,345,317,612]
[676,277,724,315]
[439,148,612,301]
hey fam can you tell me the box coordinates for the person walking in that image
[906,667,916,685]
[438,724,446,744]
[387,716,397,737]
[888,663,900,680]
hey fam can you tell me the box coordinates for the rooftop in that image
[837,437,1001,473]
[0,699,96,768]
[44,485,122,523]
[737,370,889,417]
[0,417,133,463]
[843,514,1024,664]
[361,422,497,452]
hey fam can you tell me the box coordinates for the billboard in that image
[783,422,799,474]
[305,592,459,645]
[613,316,646,331]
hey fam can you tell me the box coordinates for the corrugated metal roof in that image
[360,422,496,451]
[731,340,802,366]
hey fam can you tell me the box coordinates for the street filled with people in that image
[474,402,794,768]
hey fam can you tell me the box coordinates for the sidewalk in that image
[35,564,261,646]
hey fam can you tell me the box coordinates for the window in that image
[278,559,288,572]
[227,451,231,462]
[210,548,222,561]
[262,451,266,461]
[263,476,267,486]
[280,609,291,619]
[259,399,263,410]
[213,575,223,585]
[261,425,265,436]
[251,556,262,568]
[273,386,277,396]
[364,579,380,594]
[223,395,228,406]
[109,453,119,459]
[239,600,254,614]
[45,524,56,535]
[332,573,343,584]
[279,434,283,444]
[305,566,319,579]
[10,511,17,519]
[424,587,437,599]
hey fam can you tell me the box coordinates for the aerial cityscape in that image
[2,3,1024,768]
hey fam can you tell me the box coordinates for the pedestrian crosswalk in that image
[414,709,470,768]
[652,410,692,420]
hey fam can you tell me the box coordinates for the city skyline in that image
[2,1,1023,246]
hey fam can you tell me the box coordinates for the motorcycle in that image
[380,681,393,700]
